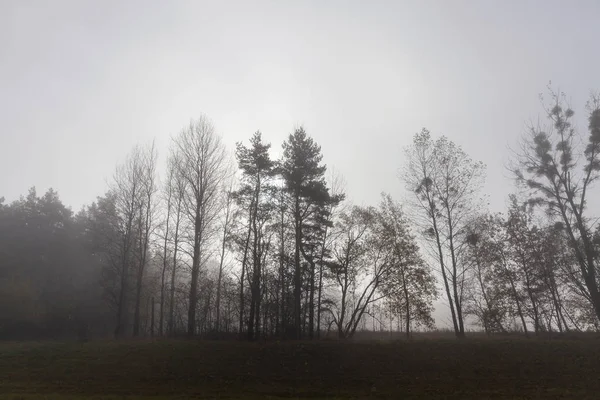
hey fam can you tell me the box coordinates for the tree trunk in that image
[239,219,252,336]
[279,189,286,337]
[308,259,315,339]
[293,196,302,340]
[115,236,130,338]
[402,269,410,339]
[429,208,460,336]
[502,253,528,337]
[446,208,465,338]
[215,193,231,333]
[133,271,143,336]
[168,196,182,336]
[188,212,202,337]
[159,267,166,336]
[151,297,155,337]
[160,198,171,336]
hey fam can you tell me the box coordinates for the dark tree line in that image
[2,88,600,340]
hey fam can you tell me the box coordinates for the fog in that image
[2,0,600,338]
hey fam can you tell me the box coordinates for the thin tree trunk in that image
[115,233,131,338]
[308,259,315,339]
[446,208,465,338]
[279,188,286,337]
[168,196,181,336]
[215,190,232,333]
[239,217,252,335]
[430,209,459,336]
[188,210,203,337]
[293,195,302,340]
[501,251,528,337]
[402,269,410,339]
[160,190,172,336]
[151,297,155,337]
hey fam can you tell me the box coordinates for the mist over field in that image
[2,1,600,398]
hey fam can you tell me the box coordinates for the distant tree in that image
[324,205,378,339]
[215,178,235,333]
[132,142,158,337]
[172,115,229,336]
[404,129,485,338]
[504,196,579,334]
[0,188,110,339]
[316,171,346,338]
[464,214,510,334]
[513,89,600,324]
[505,199,549,334]
[158,150,181,336]
[323,201,422,339]
[111,145,146,337]
[166,151,187,336]
[377,194,436,337]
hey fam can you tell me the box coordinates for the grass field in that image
[1,336,600,399]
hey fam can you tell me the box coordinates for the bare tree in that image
[404,129,485,338]
[132,141,158,337]
[316,170,346,338]
[172,115,229,336]
[167,152,186,336]
[378,194,436,338]
[111,145,144,338]
[158,151,178,336]
[324,206,391,339]
[215,177,236,332]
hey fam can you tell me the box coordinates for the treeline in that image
[1,89,599,340]
[402,90,600,337]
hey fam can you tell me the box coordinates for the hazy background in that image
[2,0,599,327]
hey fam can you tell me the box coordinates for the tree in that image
[0,188,111,339]
[234,131,276,340]
[172,115,229,336]
[505,199,549,334]
[273,181,293,337]
[132,142,158,337]
[111,145,145,337]
[323,201,424,339]
[167,152,186,336]
[324,205,378,338]
[279,127,332,339]
[464,214,510,334]
[513,89,600,324]
[504,196,579,334]
[377,194,436,337]
[158,151,182,336]
[404,129,485,338]
[316,171,346,337]
[215,177,235,333]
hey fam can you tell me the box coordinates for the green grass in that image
[1,337,599,399]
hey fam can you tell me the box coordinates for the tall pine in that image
[280,127,331,339]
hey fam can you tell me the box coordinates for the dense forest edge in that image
[2,87,600,341]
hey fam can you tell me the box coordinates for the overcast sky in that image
[2,0,600,326]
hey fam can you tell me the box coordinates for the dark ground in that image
[2,335,600,399]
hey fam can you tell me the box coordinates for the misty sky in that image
[2,1,600,326]
[2,0,599,210]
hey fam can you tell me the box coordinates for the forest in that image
[2,89,600,341]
